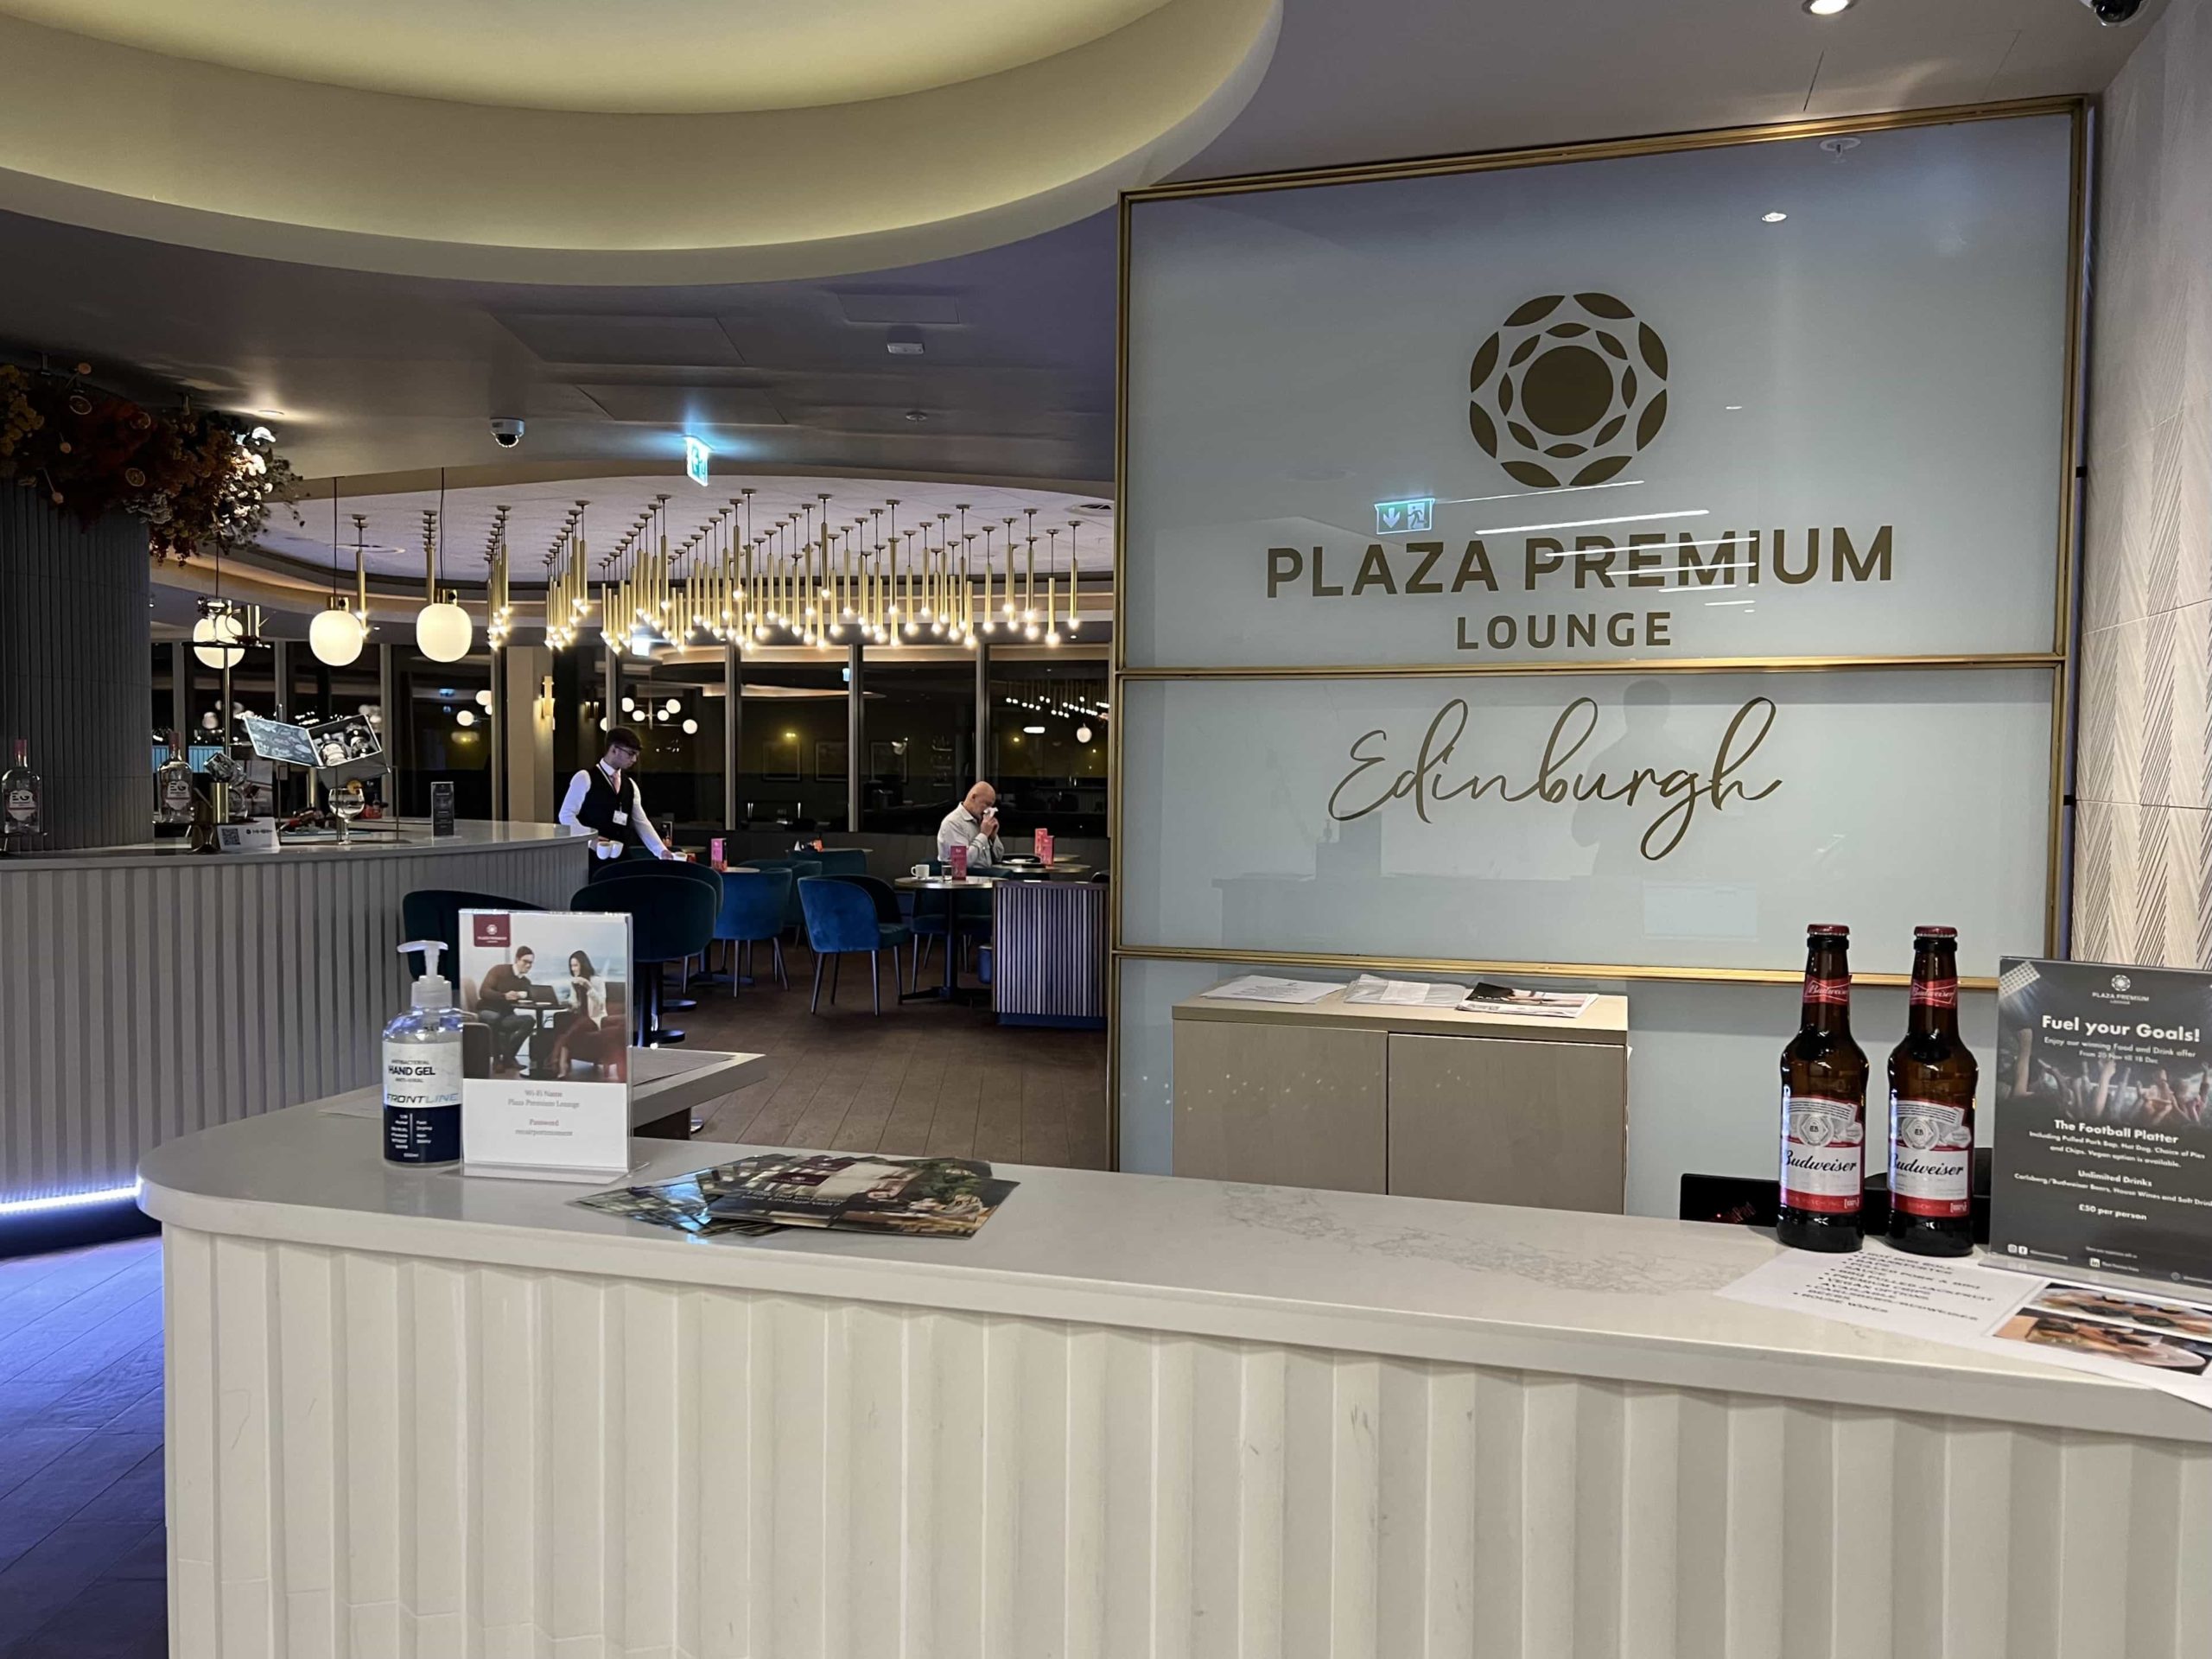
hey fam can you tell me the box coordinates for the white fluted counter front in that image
[0,822,586,1203]
[141,1107,2209,1659]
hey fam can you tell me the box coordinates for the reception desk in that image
[0,822,586,1205]
[142,1109,2208,1658]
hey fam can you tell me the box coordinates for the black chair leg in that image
[773,939,788,989]
[870,950,881,1015]
[810,952,825,1014]
[830,953,842,1002]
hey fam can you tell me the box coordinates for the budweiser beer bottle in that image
[1777,924,1868,1252]
[1886,926,1977,1256]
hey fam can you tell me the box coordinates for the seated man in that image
[474,944,541,1071]
[937,780,1007,869]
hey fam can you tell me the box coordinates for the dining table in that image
[894,874,1003,1003]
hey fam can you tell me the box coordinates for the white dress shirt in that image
[557,762,670,858]
[935,803,1005,867]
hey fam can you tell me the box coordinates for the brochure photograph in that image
[461,909,632,1084]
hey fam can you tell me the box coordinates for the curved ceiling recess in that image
[0,0,1278,284]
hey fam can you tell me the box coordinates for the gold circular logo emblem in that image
[1469,292,1669,488]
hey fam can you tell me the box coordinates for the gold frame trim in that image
[1108,95,2091,1168]
[1113,943,1998,995]
[1122,96,2085,202]
[1120,652,2063,681]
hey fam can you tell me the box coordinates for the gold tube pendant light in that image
[1066,518,1084,634]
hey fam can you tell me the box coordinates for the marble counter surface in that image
[137,1105,2208,1444]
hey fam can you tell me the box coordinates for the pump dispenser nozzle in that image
[397,938,454,1009]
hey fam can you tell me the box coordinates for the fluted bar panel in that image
[0,838,585,1195]
[0,494,149,852]
[165,1225,2212,1659]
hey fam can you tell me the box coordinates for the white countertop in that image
[302,1046,760,1128]
[2,819,581,871]
[136,1107,2206,1444]
[1175,983,1630,1043]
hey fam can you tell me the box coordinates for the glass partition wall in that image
[990,659,1107,837]
[860,659,975,834]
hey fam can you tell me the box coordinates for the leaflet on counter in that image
[1341,974,1471,1008]
[1721,1241,2212,1409]
[1199,975,1340,1004]
[1457,986,1595,1020]
[578,1153,1017,1239]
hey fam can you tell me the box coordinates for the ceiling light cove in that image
[0,0,1280,284]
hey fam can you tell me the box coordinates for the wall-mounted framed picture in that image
[815,740,849,779]
[869,739,907,782]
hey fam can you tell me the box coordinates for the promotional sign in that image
[1991,958,2212,1291]
[214,817,281,854]
[240,715,318,768]
[308,713,383,768]
[1122,114,2073,669]
[458,909,633,1179]
[429,780,456,837]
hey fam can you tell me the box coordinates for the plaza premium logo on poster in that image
[1260,286,1896,658]
[1466,292,1670,489]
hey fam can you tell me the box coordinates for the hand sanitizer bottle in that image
[385,939,465,1165]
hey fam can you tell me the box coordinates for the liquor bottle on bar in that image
[1886,926,1977,1256]
[155,730,195,827]
[1777,923,1869,1252]
[0,737,41,855]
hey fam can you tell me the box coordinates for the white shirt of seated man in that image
[936,780,1006,868]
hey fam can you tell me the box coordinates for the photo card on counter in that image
[458,908,634,1180]
[1991,957,2212,1290]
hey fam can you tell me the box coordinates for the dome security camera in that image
[490,416,525,448]
[2081,0,2143,21]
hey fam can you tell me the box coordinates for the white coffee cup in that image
[911,861,931,878]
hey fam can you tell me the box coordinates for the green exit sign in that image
[1375,497,1433,534]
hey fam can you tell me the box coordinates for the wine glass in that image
[329,779,365,843]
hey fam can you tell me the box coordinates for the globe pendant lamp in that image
[311,599,365,666]
[414,480,473,663]
[191,605,245,670]
[309,481,366,666]
[417,592,472,662]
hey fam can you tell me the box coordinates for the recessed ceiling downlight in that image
[1803,0,1853,14]
[1761,211,1789,223]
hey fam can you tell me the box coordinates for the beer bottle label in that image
[1779,1088,1864,1212]
[1802,976,1850,1006]
[1909,978,1958,1009]
[1890,1096,1972,1217]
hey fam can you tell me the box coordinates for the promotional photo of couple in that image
[458,912,632,1083]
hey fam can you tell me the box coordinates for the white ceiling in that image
[0,0,1177,112]
[1176,0,2155,181]
[0,0,2160,528]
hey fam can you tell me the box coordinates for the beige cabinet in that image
[1172,988,1629,1212]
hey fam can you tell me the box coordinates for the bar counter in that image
[141,1107,2208,1658]
[0,821,587,1203]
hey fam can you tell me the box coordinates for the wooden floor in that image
[0,1235,166,1657]
[679,942,1110,1169]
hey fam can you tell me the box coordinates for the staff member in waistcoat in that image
[557,727,675,859]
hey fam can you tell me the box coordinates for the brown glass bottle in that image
[1886,927,1977,1256]
[1777,925,1869,1252]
